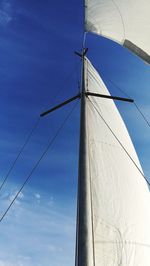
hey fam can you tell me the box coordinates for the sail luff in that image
[83,57,150,265]
[76,55,94,266]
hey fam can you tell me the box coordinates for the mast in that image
[76,50,94,266]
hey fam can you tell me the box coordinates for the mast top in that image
[74,48,88,58]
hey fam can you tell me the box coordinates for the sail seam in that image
[94,240,150,248]
[111,0,126,41]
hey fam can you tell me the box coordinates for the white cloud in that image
[0,186,76,266]
[2,0,11,11]
[0,10,12,25]
[48,244,63,253]
[34,193,41,204]
[1,190,24,207]
[0,0,12,26]
[18,192,24,199]
[0,257,32,266]
[0,261,11,266]
[48,196,54,207]
[34,193,41,200]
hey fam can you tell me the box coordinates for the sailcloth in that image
[84,57,150,265]
[85,0,150,64]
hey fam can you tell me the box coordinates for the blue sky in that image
[0,0,149,265]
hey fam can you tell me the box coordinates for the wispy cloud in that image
[0,0,13,26]
[0,257,32,266]
[0,187,76,266]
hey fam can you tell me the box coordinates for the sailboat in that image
[0,1,150,265]
[42,0,150,265]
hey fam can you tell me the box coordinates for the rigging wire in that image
[81,31,149,128]
[0,60,80,194]
[87,97,150,187]
[83,32,87,49]
[49,59,81,106]
[0,101,79,223]
[134,102,150,128]
[0,117,41,193]
[99,70,150,128]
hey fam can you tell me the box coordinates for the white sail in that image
[85,0,150,64]
[84,57,150,265]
